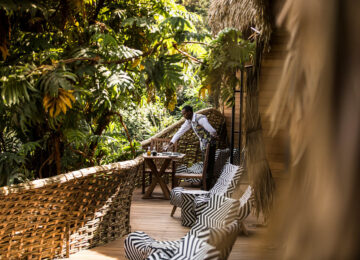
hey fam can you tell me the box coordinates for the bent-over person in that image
[167,105,218,189]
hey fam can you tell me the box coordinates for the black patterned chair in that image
[146,233,220,260]
[170,160,243,219]
[124,192,252,260]
[194,185,254,236]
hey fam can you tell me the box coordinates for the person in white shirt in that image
[166,105,218,190]
[167,105,218,152]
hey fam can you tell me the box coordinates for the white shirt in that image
[170,113,217,144]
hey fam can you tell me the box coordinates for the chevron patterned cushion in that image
[196,220,240,260]
[190,194,240,238]
[172,234,219,260]
[193,194,211,217]
[193,164,244,217]
[174,162,203,184]
[237,186,254,222]
[212,148,230,182]
[174,148,229,185]
[169,187,184,207]
[147,233,219,260]
[210,164,240,196]
[124,231,182,260]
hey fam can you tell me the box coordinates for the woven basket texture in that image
[137,108,227,188]
[0,156,143,259]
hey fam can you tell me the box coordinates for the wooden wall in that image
[223,28,289,179]
[258,29,288,179]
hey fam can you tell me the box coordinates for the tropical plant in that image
[199,28,255,107]
[0,0,211,185]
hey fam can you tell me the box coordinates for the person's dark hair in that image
[182,105,193,113]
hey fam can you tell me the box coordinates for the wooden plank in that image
[68,186,279,260]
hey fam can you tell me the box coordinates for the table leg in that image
[143,158,171,199]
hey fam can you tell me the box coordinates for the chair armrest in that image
[174,173,203,179]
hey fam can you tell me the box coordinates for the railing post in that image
[238,68,244,160]
[230,81,235,164]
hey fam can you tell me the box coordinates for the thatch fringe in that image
[208,0,272,47]
[266,0,360,259]
[246,70,275,220]
[266,0,328,163]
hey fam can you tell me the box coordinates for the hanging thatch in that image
[266,0,360,259]
[246,63,275,220]
[208,0,272,47]
[208,0,276,219]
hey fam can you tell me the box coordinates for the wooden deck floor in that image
[68,186,276,260]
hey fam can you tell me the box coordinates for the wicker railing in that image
[0,108,226,259]
[0,156,143,259]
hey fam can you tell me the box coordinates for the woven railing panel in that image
[139,108,227,188]
[0,157,143,259]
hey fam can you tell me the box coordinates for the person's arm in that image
[198,117,218,137]
[170,120,191,144]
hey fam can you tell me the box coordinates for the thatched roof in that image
[208,0,272,46]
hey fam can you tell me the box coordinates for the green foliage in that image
[0,0,211,186]
[200,28,255,107]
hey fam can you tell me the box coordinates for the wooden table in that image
[143,153,185,200]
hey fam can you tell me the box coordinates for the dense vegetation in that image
[0,0,212,185]
[0,0,253,186]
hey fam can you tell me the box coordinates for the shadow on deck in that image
[68,185,277,260]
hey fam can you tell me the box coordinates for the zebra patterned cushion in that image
[171,234,220,260]
[124,231,181,260]
[180,190,210,227]
[223,166,245,198]
[193,194,211,216]
[194,186,254,226]
[209,164,240,196]
[147,234,219,260]
[212,148,230,181]
[169,187,184,207]
[190,194,240,238]
[187,162,204,174]
[197,220,240,260]
[174,148,228,185]
[237,186,254,222]
[175,162,203,184]
[193,164,244,217]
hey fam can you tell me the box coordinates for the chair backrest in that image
[170,234,220,260]
[149,138,177,170]
[209,163,239,196]
[190,194,240,237]
[213,148,231,181]
[201,143,211,190]
[150,138,177,153]
[224,166,245,198]
[237,185,254,222]
[198,221,240,260]
[209,163,245,199]
[203,148,230,190]
[229,147,247,166]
